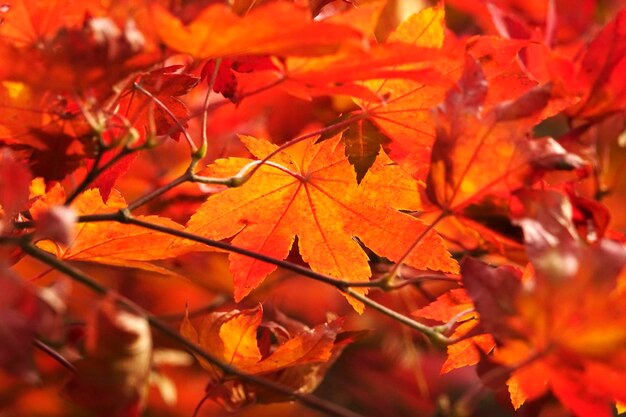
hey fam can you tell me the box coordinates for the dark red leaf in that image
[460,257,523,341]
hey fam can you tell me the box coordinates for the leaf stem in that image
[433,308,475,335]
[201,58,222,153]
[157,295,228,321]
[33,339,76,373]
[126,172,192,212]
[241,112,366,181]
[133,82,198,154]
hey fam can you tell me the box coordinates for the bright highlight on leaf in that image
[186,135,457,311]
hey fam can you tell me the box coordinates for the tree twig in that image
[33,339,76,373]
[18,241,366,417]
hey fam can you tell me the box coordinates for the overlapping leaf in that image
[426,55,582,212]
[0,149,32,227]
[461,190,626,416]
[570,10,626,119]
[355,3,452,180]
[413,288,495,373]
[186,135,457,311]
[118,66,200,140]
[181,306,353,409]
[0,83,89,183]
[151,2,364,60]
[232,42,447,103]
[34,187,185,272]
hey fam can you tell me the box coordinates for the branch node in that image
[119,208,133,223]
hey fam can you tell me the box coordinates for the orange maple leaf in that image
[181,306,353,410]
[463,190,626,416]
[186,135,457,311]
[414,288,495,373]
[357,3,451,180]
[426,56,581,212]
[34,187,185,274]
[569,10,626,119]
[151,2,363,60]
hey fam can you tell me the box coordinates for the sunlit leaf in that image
[151,2,364,59]
[186,135,457,311]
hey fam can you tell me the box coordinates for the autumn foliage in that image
[1,0,626,416]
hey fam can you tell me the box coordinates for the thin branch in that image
[33,339,76,373]
[64,147,104,206]
[201,58,222,153]
[344,289,448,344]
[123,213,365,289]
[157,295,229,321]
[345,272,460,289]
[16,210,452,343]
[18,241,365,417]
[127,172,192,212]
[241,112,366,181]
[54,110,371,214]
[120,213,450,344]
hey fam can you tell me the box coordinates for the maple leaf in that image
[87,152,138,202]
[64,296,152,417]
[461,190,626,415]
[201,56,279,101]
[569,10,626,119]
[461,258,523,341]
[186,135,457,311]
[511,189,581,278]
[0,84,89,184]
[181,306,354,409]
[344,6,559,182]
[413,287,495,373]
[278,42,450,102]
[118,67,200,141]
[426,55,583,212]
[355,3,452,180]
[33,186,186,274]
[339,118,392,183]
[317,116,392,183]
[151,2,364,60]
